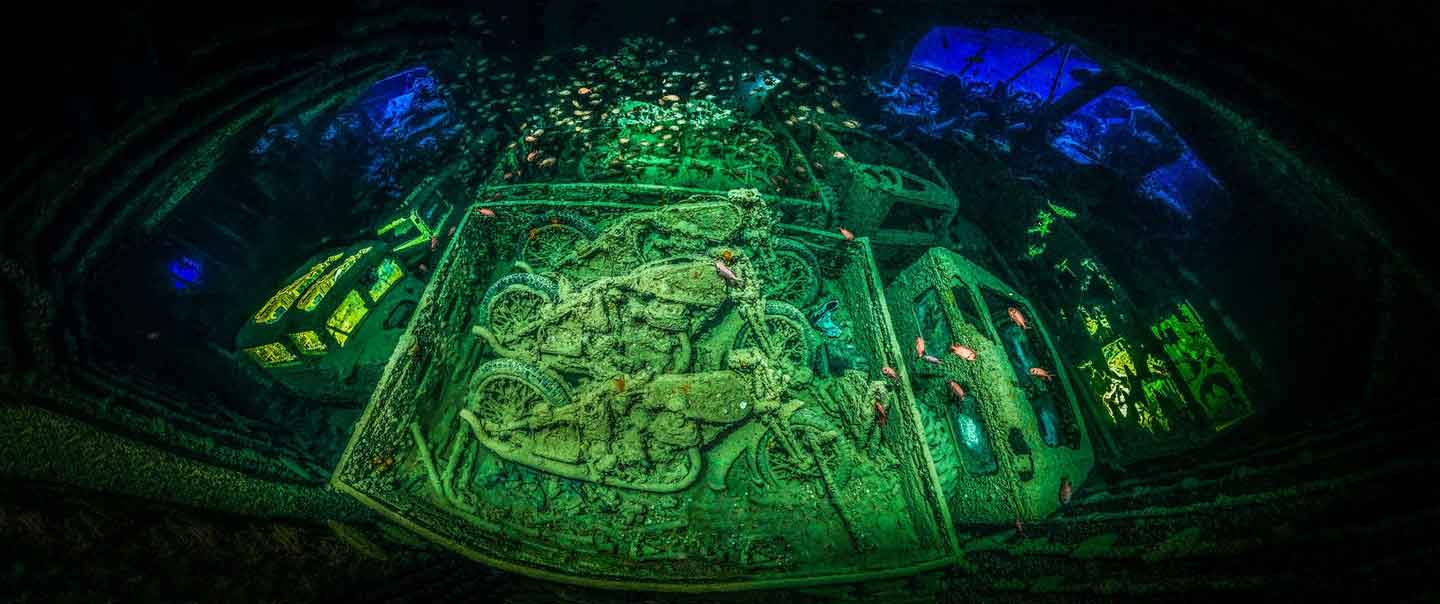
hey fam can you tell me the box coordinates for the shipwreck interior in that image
[1,1,1437,602]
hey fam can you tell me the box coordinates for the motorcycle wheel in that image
[514,211,598,273]
[755,407,854,491]
[477,273,558,341]
[731,300,815,372]
[760,238,820,308]
[466,358,571,444]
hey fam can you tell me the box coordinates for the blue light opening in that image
[1051,86,1224,217]
[907,26,1101,104]
[169,256,203,292]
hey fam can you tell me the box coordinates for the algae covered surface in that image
[334,189,957,589]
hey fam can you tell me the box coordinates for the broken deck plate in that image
[333,189,958,591]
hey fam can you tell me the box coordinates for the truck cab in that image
[886,247,1093,524]
[235,242,423,403]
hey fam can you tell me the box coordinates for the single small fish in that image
[922,354,942,365]
[873,400,889,427]
[1058,476,1073,505]
[539,157,557,168]
[417,263,429,275]
[832,151,847,160]
[714,260,740,285]
[838,227,855,241]
[915,336,925,358]
[146,331,161,341]
[477,208,497,218]
[662,94,681,102]
[947,381,966,400]
[1029,367,1055,381]
[842,119,860,129]
[1008,306,1030,330]
[446,226,456,238]
[578,87,591,95]
[881,366,899,382]
[429,236,439,251]
[949,343,977,362]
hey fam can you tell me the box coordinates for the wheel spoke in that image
[490,290,545,338]
[478,376,540,441]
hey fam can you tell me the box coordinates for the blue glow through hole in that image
[169,256,203,291]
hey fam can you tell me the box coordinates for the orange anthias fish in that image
[1058,476,1073,505]
[881,366,899,382]
[915,336,925,358]
[838,227,855,241]
[1008,306,1030,330]
[429,236,439,251]
[949,343,977,361]
[947,381,966,401]
[1029,367,1055,381]
[477,208,497,218]
[873,400,889,427]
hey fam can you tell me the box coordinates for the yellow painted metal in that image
[252,252,344,325]
[289,330,327,355]
[378,208,436,252]
[326,290,369,347]
[244,342,299,367]
[298,247,373,312]
[368,258,404,302]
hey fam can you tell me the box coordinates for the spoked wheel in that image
[732,301,814,372]
[755,407,854,490]
[760,239,820,308]
[466,359,570,445]
[478,273,558,340]
[516,212,598,273]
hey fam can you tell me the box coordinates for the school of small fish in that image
[438,14,872,197]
